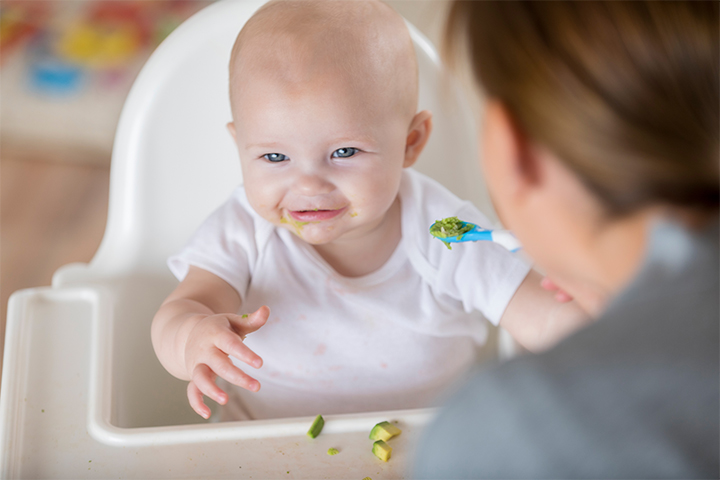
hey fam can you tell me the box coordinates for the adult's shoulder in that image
[413,261,719,479]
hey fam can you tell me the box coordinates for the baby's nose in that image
[292,172,335,196]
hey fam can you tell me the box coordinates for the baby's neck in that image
[311,198,402,278]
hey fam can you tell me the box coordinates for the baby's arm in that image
[151,265,269,418]
[499,270,593,352]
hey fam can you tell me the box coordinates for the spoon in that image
[429,217,522,252]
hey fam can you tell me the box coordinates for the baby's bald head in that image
[229,0,418,123]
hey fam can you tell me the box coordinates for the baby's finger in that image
[541,277,559,291]
[229,306,270,336]
[187,380,211,419]
[215,332,263,368]
[554,290,573,303]
[191,363,228,406]
[206,351,261,392]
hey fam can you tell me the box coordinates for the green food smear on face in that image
[280,216,310,236]
[429,217,473,250]
[327,447,339,455]
[241,314,248,319]
[280,217,309,227]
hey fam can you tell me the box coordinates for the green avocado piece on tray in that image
[369,421,402,441]
[372,440,392,462]
[307,414,324,438]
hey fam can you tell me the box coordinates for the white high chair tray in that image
[1,286,431,478]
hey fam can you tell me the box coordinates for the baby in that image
[151,0,587,421]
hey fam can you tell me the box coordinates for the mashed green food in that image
[429,217,473,250]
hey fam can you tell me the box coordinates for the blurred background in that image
[0,0,457,372]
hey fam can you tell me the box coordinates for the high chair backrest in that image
[71,0,482,284]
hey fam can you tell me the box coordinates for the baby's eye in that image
[332,147,359,158]
[263,153,288,162]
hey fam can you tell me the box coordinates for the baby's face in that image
[229,72,411,245]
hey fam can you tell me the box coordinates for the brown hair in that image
[445,1,719,215]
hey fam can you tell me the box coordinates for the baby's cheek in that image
[370,179,401,210]
[245,191,281,224]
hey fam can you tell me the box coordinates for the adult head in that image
[445,1,718,313]
[413,4,718,478]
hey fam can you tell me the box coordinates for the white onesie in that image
[168,169,531,420]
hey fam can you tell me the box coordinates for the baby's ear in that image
[226,122,237,141]
[403,110,433,168]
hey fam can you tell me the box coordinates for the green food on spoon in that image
[429,216,473,249]
[307,414,324,438]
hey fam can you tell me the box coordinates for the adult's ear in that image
[483,101,542,200]
[226,121,237,141]
[403,110,433,168]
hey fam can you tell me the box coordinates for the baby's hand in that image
[541,275,607,318]
[183,306,269,419]
[540,277,573,303]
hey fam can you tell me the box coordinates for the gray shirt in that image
[413,219,719,479]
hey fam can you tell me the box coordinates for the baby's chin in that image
[278,220,339,245]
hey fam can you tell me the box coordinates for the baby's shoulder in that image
[399,170,494,278]
[400,170,491,241]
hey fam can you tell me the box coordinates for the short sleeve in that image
[437,203,531,325]
[167,187,259,301]
[401,170,531,326]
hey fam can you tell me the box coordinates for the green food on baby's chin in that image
[280,216,311,238]
[307,414,324,438]
[429,216,473,250]
[280,217,309,227]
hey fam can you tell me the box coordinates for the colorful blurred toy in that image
[0,1,49,64]
[2,0,213,96]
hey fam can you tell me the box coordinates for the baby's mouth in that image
[288,206,348,222]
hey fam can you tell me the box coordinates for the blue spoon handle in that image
[460,228,493,242]
[443,224,522,252]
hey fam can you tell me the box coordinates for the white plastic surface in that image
[0,0,485,477]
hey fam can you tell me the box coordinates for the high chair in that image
[0,1,488,477]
